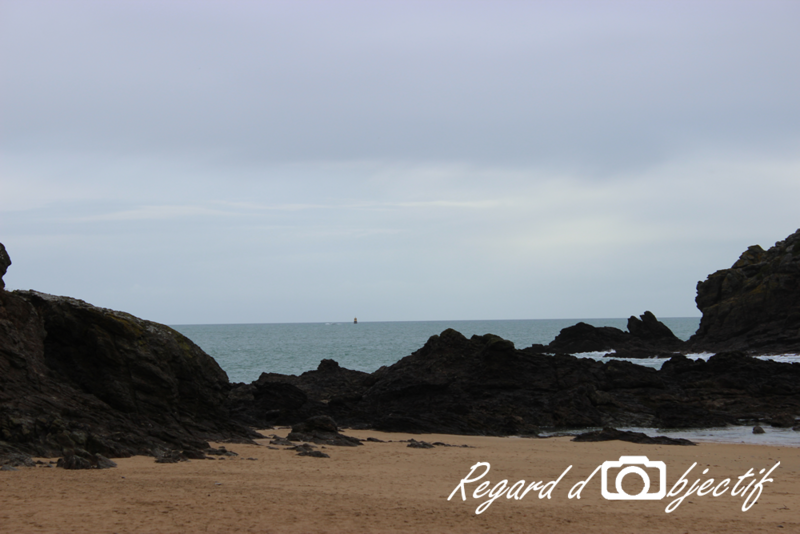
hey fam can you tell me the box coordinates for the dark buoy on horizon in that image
[354,317,358,324]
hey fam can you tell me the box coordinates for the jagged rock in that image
[571,427,695,445]
[155,450,188,463]
[753,426,765,434]
[206,447,238,456]
[765,414,797,428]
[546,312,684,356]
[292,415,339,434]
[240,330,800,434]
[627,311,683,348]
[547,322,629,353]
[0,452,35,467]
[689,229,800,353]
[226,380,308,428]
[57,450,117,469]
[289,443,317,452]
[286,416,362,446]
[229,359,374,427]
[0,243,10,291]
[297,449,329,458]
[406,439,435,449]
[0,243,258,460]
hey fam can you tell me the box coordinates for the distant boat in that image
[354,317,358,324]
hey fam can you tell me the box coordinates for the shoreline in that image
[2,429,798,533]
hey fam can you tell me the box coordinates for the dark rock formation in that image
[287,416,362,446]
[0,243,258,459]
[241,330,800,435]
[627,311,683,348]
[542,311,684,357]
[0,452,35,468]
[57,450,117,470]
[689,229,800,353]
[0,243,10,291]
[227,359,374,428]
[572,427,695,445]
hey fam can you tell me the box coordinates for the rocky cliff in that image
[689,229,800,353]
[0,243,257,459]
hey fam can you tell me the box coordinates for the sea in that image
[172,317,800,447]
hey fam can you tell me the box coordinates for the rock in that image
[226,380,309,428]
[241,329,800,435]
[407,439,435,449]
[689,229,800,353]
[206,447,238,456]
[181,449,210,460]
[753,426,765,434]
[297,450,329,458]
[1,465,17,471]
[545,312,684,356]
[547,322,630,353]
[57,450,117,469]
[627,311,682,343]
[793,425,800,431]
[292,415,339,434]
[765,414,797,428]
[229,359,374,427]
[572,428,696,446]
[155,450,188,463]
[290,443,317,452]
[286,416,362,447]
[0,242,258,460]
[0,452,35,467]
[0,243,10,290]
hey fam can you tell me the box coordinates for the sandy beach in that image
[1,429,797,533]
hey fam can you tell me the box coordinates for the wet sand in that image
[1,429,798,533]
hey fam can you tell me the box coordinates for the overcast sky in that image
[2,0,799,324]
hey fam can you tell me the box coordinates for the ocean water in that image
[171,317,703,384]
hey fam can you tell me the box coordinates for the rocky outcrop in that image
[246,329,800,435]
[287,415,362,447]
[537,311,684,357]
[0,243,10,291]
[227,358,374,428]
[572,427,695,445]
[0,244,257,459]
[688,229,800,353]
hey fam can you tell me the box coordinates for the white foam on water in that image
[571,351,800,370]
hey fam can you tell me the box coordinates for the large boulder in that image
[543,311,684,356]
[688,229,800,353]
[0,243,257,458]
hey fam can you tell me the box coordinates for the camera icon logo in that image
[600,456,667,500]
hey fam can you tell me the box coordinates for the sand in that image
[1,429,798,533]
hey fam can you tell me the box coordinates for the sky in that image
[1,0,799,325]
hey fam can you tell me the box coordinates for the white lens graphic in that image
[615,466,650,498]
[600,456,667,500]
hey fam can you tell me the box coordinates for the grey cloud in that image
[3,0,799,173]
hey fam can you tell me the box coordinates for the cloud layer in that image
[2,0,799,323]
